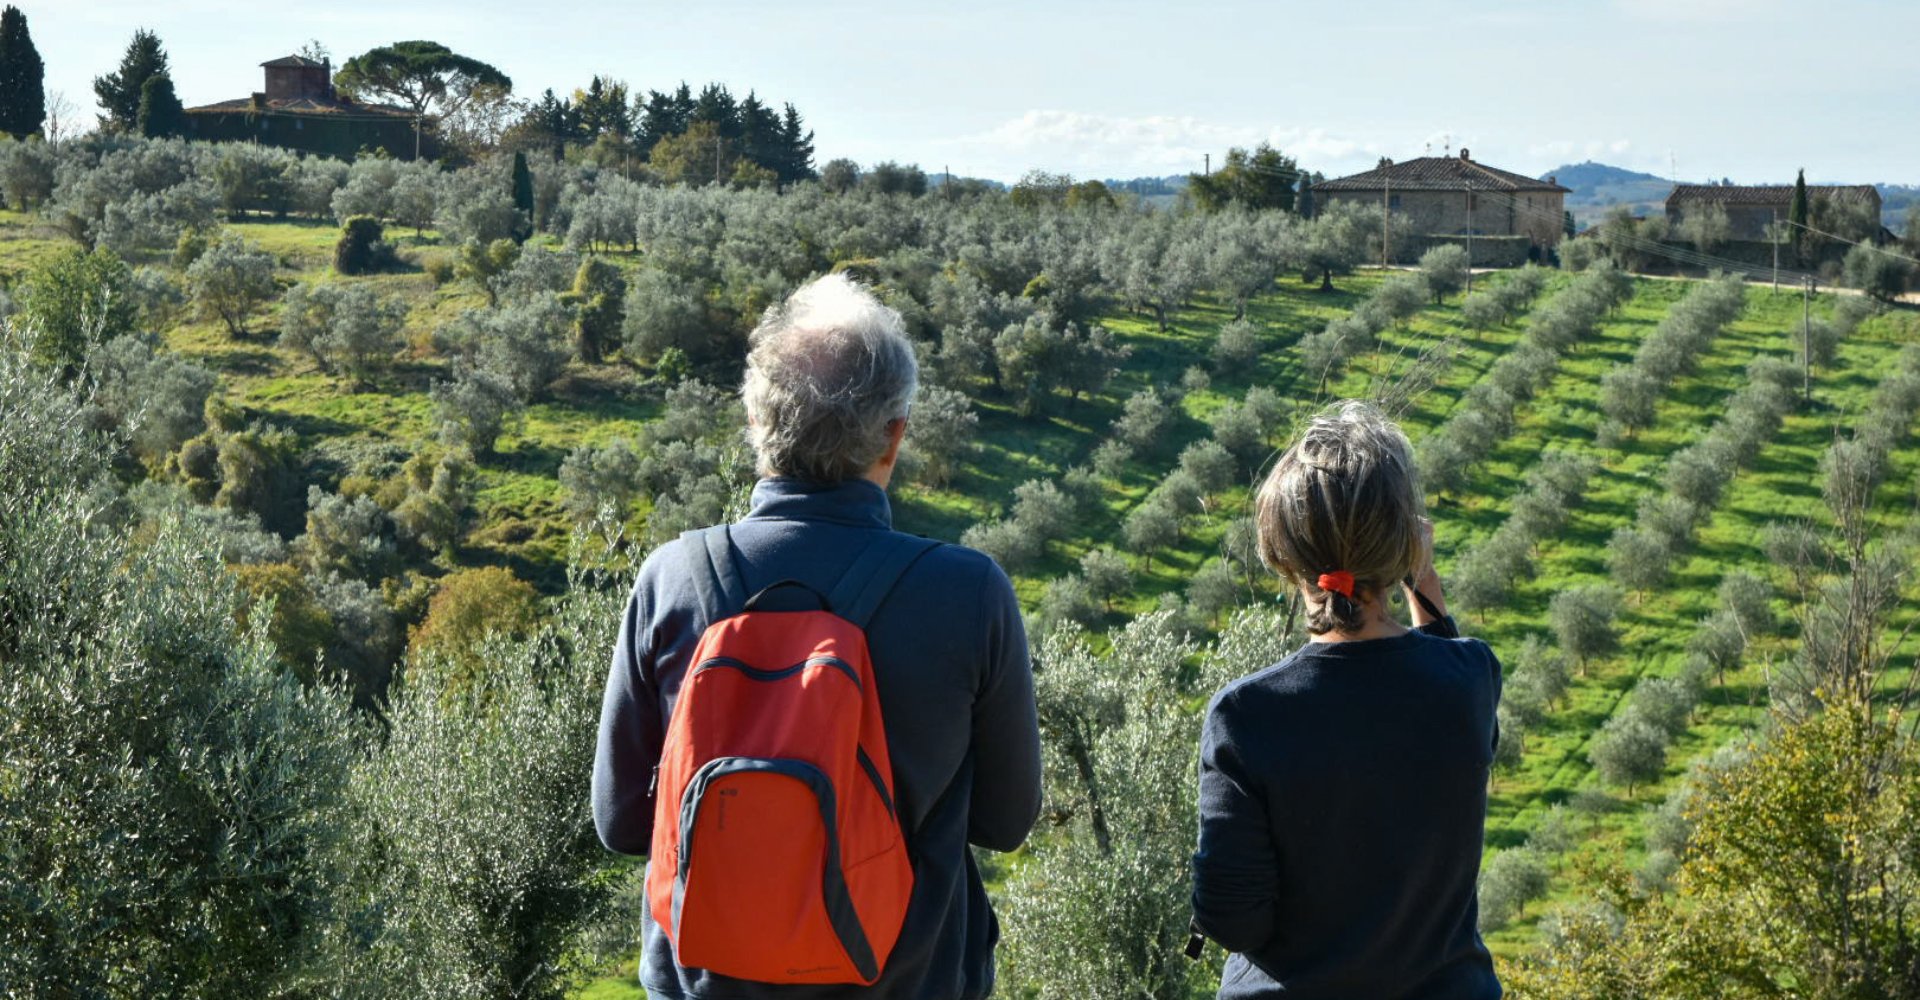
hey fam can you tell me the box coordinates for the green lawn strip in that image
[1462,284,1779,836]
[1480,294,1920,952]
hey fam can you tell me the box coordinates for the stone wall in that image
[1398,234,1535,268]
[1320,186,1566,254]
[182,110,428,161]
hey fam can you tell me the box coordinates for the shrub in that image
[405,566,542,680]
[18,246,137,371]
[333,585,620,998]
[566,256,625,363]
[0,348,358,994]
[333,214,394,275]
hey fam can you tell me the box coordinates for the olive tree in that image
[431,363,521,456]
[1419,243,1470,303]
[1477,848,1550,930]
[1549,585,1622,673]
[1588,713,1669,797]
[185,234,277,336]
[0,346,360,996]
[902,384,977,489]
[278,281,407,384]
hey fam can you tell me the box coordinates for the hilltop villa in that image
[1314,150,1570,264]
[182,56,430,160]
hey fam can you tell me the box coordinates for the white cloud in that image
[930,110,1388,182]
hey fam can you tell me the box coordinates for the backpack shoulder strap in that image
[827,533,944,630]
[679,525,749,622]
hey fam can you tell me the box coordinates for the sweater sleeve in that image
[1191,690,1282,954]
[965,557,1042,852]
[592,570,664,856]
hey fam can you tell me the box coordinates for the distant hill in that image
[1542,161,1673,230]
[1877,185,1916,231]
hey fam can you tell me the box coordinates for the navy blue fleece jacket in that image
[593,477,1042,1000]
[1191,625,1503,1000]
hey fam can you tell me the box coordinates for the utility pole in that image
[1802,275,1813,404]
[1204,153,1210,176]
[1382,173,1392,267]
[945,164,951,201]
[1772,208,1780,292]
[1465,178,1474,295]
[715,136,724,185]
[413,116,421,160]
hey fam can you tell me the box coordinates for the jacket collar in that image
[744,477,893,530]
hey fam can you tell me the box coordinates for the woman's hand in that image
[1403,517,1448,625]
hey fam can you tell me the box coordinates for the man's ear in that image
[880,416,908,465]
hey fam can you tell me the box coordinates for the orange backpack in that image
[647,526,939,984]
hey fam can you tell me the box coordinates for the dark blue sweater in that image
[1191,626,1503,1000]
[593,477,1042,1000]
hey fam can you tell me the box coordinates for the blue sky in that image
[25,0,1917,184]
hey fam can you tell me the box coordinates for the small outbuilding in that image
[1665,184,1881,242]
[183,56,431,160]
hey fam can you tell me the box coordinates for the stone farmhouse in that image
[1666,184,1882,241]
[183,56,430,160]
[1314,150,1569,264]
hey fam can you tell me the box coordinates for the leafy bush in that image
[0,345,359,995]
[333,214,395,275]
[17,245,137,371]
[404,566,541,680]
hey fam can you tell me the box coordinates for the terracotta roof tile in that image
[184,96,417,118]
[1316,155,1569,194]
[1666,184,1879,207]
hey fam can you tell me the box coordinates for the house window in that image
[295,119,303,130]
[1467,193,1478,210]
[1389,194,1402,209]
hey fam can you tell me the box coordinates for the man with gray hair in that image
[593,273,1041,999]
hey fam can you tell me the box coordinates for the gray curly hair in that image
[742,274,918,483]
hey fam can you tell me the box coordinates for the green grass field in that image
[6,209,1916,992]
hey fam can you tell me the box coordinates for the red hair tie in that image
[1316,571,1356,599]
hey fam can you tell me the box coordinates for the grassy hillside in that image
[5,203,1917,992]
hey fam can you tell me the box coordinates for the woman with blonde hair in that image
[1189,400,1502,999]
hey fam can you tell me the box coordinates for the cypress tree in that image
[779,103,815,184]
[94,29,170,132]
[136,73,183,138]
[510,150,534,243]
[1789,168,1810,265]
[0,5,46,139]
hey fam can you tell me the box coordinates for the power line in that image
[1782,218,1920,269]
